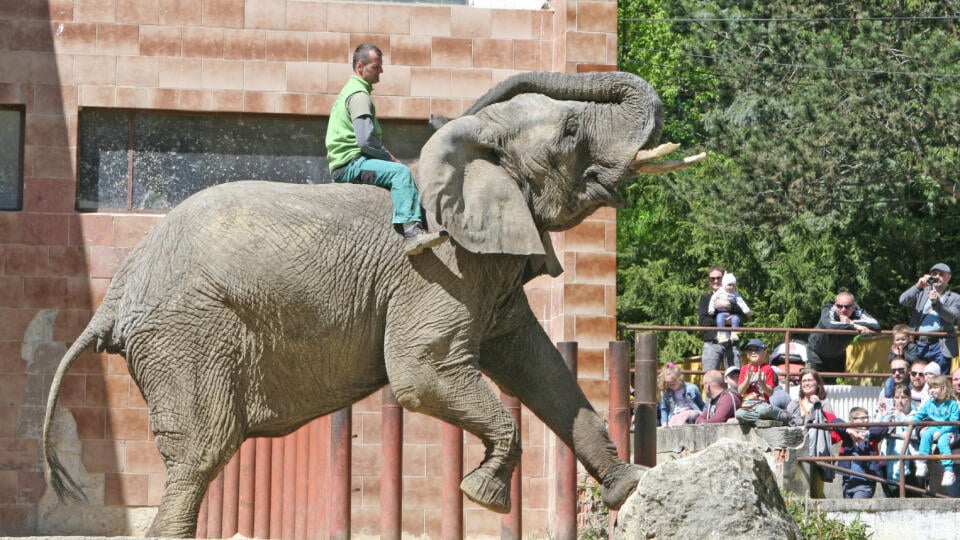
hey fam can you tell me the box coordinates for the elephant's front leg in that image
[479,319,645,510]
[384,327,519,513]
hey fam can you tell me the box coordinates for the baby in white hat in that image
[708,272,752,343]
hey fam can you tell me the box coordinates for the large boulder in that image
[613,438,801,539]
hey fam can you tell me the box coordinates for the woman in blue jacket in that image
[658,363,706,426]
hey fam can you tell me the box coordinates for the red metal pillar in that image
[381,387,403,540]
[281,432,297,539]
[196,489,209,538]
[253,438,272,539]
[554,342,577,540]
[222,450,240,537]
[319,415,330,536]
[238,439,256,537]
[307,419,323,538]
[269,437,285,540]
[608,341,632,460]
[441,421,464,539]
[607,341,632,535]
[206,473,224,539]
[295,426,310,539]
[329,407,352,540]
[501,392,522,540]
[633,333,658,467]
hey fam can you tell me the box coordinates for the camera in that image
[927,276,941,285]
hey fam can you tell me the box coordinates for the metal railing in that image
[618,324,951,391]
[800,419,960,498]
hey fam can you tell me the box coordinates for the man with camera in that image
[900,263,960,375]
[806,291,881,382]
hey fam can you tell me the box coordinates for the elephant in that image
[43,71,704,537]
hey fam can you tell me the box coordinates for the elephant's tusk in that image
[631,151,707,174]
[632,143,681,163]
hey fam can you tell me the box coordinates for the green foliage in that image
[616,1,960,359]
[784,493,872,539]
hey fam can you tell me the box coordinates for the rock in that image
[613,438,801,540]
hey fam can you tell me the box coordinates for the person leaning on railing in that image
[806,292,880,383]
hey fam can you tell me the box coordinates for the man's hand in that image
[928,289,941,304]
[853,323,874,335]
[917,275,931,289]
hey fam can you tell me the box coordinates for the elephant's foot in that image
[460,465,511,513]
[600,463,648,510]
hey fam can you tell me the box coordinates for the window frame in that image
[0,106,25,212]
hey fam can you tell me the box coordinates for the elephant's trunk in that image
[462,71,663,151]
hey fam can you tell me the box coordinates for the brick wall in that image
[0,0,618,535]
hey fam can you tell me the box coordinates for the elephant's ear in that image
[418,116,562,276]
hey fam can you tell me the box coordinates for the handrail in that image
[617,324,951,392]
[798,419,960,498]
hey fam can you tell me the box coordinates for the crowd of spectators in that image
[653,261,960,498]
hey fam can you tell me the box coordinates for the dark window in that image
[78,110,330,211]
[77,110,435,212]
[0,107,24,211]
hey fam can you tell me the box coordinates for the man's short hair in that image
[353,43,383,67]
[703,370,724,387]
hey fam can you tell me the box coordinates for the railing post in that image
[196,487,209,538]
[207,470,224,539]
[294,425,309,539]
[237,439,256,537]
[307,420,323,538]
[554,342,578,540]
[633,333,658,467]
[501,392,522,540]
[222,450,240,537]
[329,407,352,539]
[381,387,403,540]
[253,438,272,539]
[607,341,631,537]
[441,422,464,539]
[269,437,285,539]
[608,341,631,460]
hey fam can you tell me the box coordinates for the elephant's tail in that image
[42,328,98,503]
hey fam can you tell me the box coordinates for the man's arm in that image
[853,308,881,331]
[698,294,714,326]
[899,285,921,307]
[347,93,392,161]
[934,290,960,325]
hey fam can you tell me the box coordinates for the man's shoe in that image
[915,461,928,478]
[403,225,448,256]
[942,470,956,487]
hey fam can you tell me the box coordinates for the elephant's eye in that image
[563,121,578,139]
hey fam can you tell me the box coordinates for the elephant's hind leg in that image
[386,350,519,513]
[136,360,245,537]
